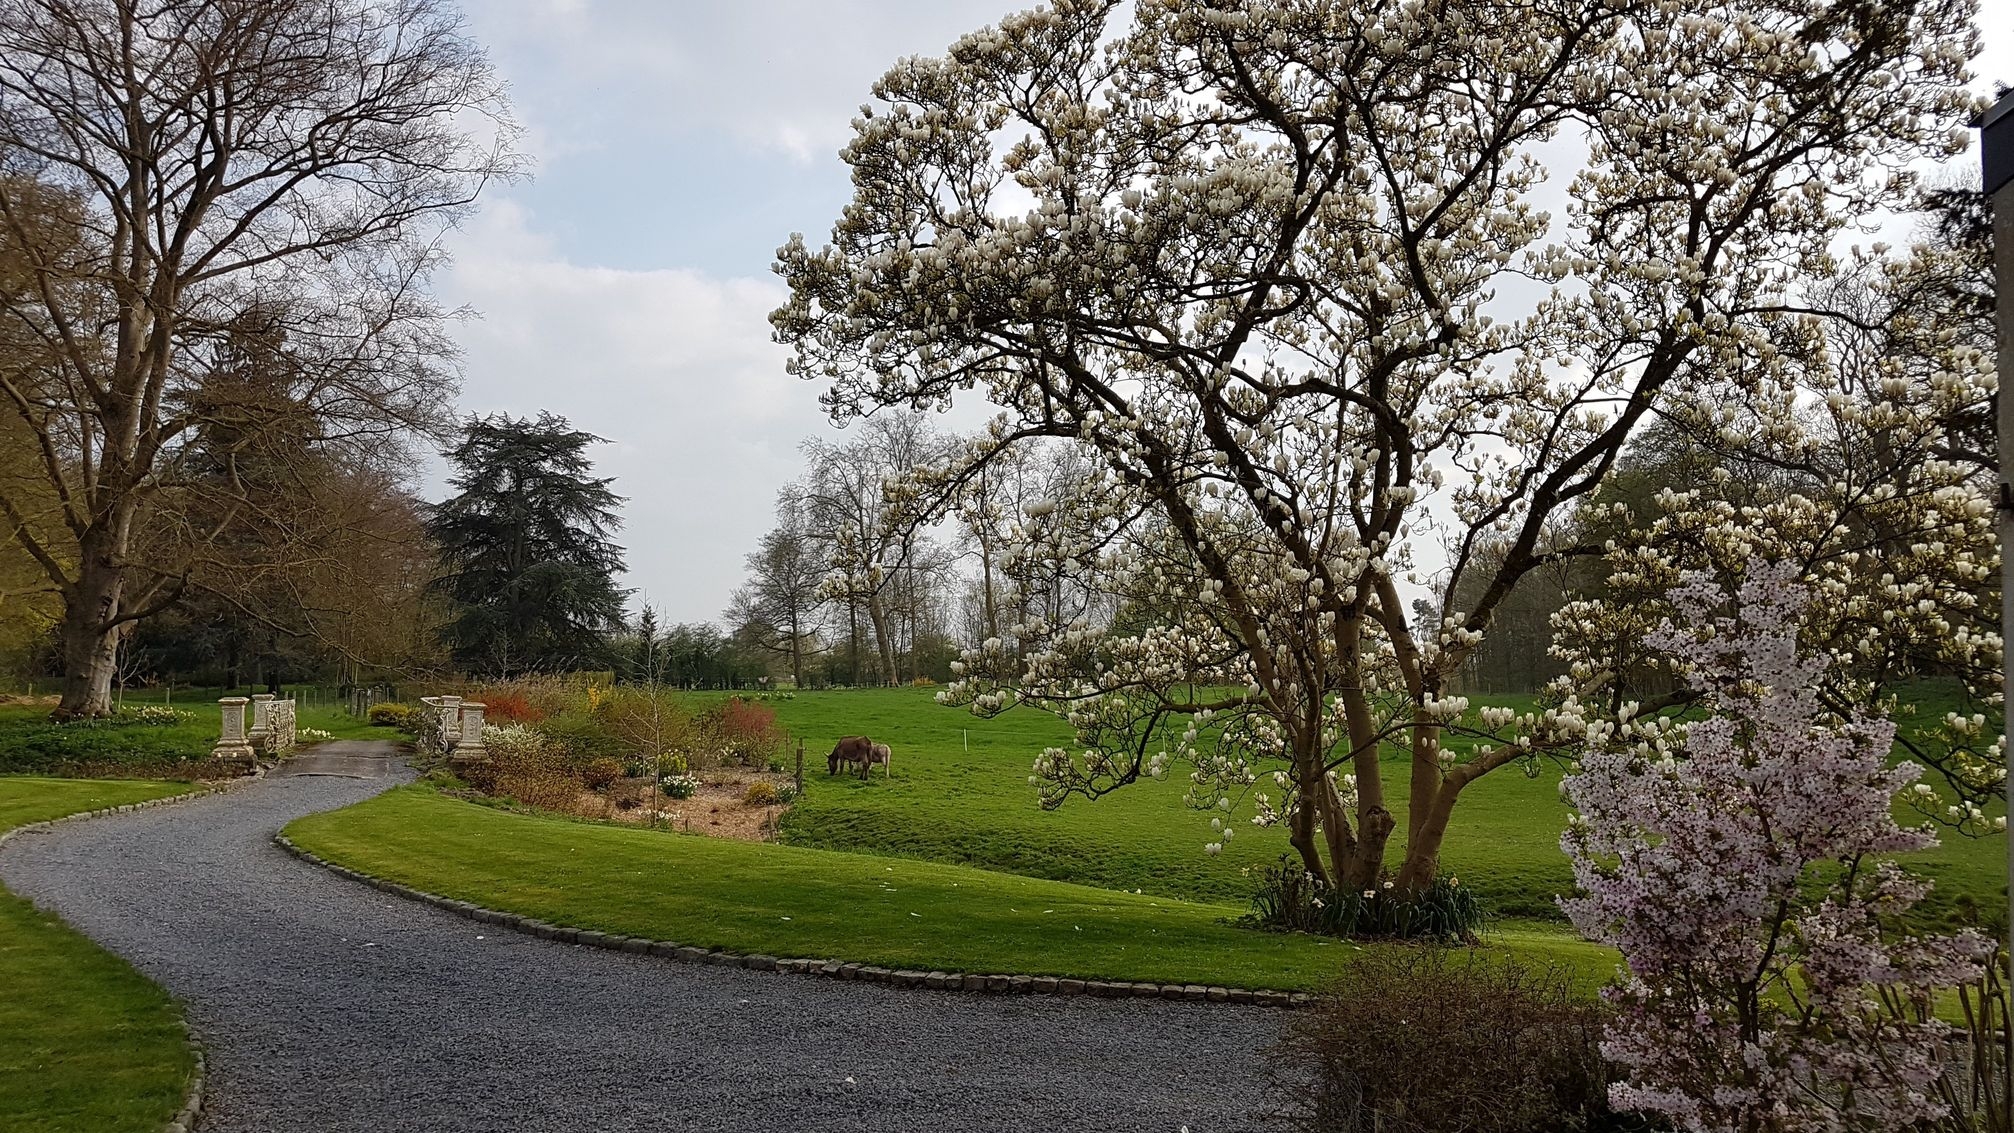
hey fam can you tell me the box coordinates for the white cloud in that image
[438,200,827,624]
[465,0,1014,162]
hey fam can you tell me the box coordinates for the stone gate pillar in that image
[249,693,274,751]
[438,696,463,755]
[450,702,488,773]
[214,698,255,769]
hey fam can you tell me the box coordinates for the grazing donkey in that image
[828,735,873,776]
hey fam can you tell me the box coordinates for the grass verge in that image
[0,777,199,1133]
[286,784,1621,993]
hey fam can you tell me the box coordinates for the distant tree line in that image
[719,411,1120,688]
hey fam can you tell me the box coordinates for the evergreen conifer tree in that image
[428,414,628,676]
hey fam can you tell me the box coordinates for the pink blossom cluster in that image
[1562,560,1993,1132]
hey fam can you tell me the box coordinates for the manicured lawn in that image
[288,785,1622,992]
[0,777,199,1133]
[699,688,2005,930]
[0,777,194,829]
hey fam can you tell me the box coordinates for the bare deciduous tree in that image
[0,0,522,716]
[798,413,948,686]
[727,496,828,688]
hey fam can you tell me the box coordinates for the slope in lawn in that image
[287,785,1619,992]
[713,688,2005,929]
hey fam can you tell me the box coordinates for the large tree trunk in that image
[979,537,1000,643]
[1287,774,1327,883]
[1397,783,1464,891]
[865,593,896,687]
[54,533,124,719]
[788,614,804,689]
[1398,746,1473,892]
[1335,679,1396,888]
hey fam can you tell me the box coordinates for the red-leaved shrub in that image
[478,691,545,724]
[712,698,786,767]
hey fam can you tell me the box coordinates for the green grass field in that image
[288,784,1620,991]
[0,777,199,1133]
[698,688,2005,931]
[285,682,2004,998]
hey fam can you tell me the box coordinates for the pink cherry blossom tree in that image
[1562,560,1994,1133]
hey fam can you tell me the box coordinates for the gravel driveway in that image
[0,741,1287,1132]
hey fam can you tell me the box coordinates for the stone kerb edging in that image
[166,1046,205,1133]
[0,782,223,852]
[0,785,221,1133]
[274,834,1310,1010]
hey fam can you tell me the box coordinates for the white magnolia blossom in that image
[775,0,1982,890]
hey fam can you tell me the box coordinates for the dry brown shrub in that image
[599,686,702,769]
[467,724,582,812]
[580,757,622,791]
[1277,948,1635,1133]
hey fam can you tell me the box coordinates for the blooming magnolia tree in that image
[1562,561,1993,1132]
[772,0,1981,892]
[1550,208,2003,827]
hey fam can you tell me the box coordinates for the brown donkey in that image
[828,735,873,776]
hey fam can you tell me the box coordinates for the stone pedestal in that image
[449,702,489,773]
[249,692,274,752]
[439,696,463,755]
[213,697,256,769]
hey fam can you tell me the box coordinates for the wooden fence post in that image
[794,740,804,795]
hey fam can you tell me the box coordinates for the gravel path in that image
[0,741,1288,1132]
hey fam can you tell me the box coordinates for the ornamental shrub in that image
[659,773,699,800]
[466,723,576,811]
[743,780,778,806]
[533,713,625,763]
[580,757,622,791]
[1562,562,1995,1132]
[367,703,418,731]
[1277,948,1624,1133]
[706,697,786,767]
[481,723,552,763]
[476,691,544,724]
[1244,855,1482,942]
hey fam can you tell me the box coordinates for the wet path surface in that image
[0,741,1284,1131]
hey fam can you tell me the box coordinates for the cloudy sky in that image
[432,1,2014,627]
